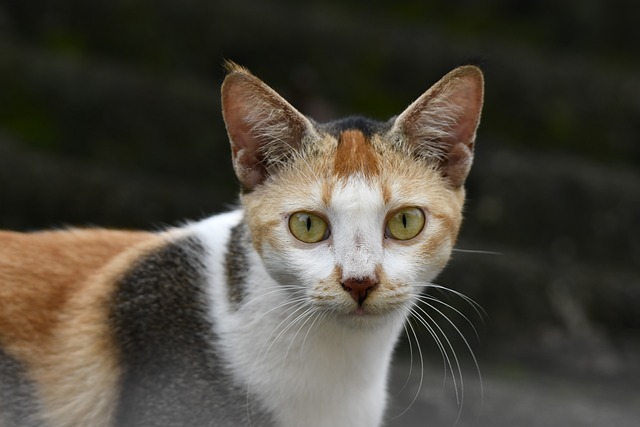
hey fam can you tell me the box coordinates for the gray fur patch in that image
[110,235,274,427]
[0,348,44,427]
[224,221,251,309]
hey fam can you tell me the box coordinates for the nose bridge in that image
[338,230,381,280]
[331,176,384,281]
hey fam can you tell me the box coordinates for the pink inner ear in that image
[221,70,312,191]
[221,74,270,190]
[441,77,482,186]
[396,66,483,187]
[231,145,266,191]
[445,142,474,188]
[442,77,483,149]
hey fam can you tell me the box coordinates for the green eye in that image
[386,207,425,240]
[289,212,330,243]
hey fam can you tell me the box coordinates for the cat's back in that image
[0,229,164,427]
[0,229,159,349]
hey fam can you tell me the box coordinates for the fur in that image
[0,63,483,427]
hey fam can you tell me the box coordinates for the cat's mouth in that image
[342,300,407,319]
[353,307,367,316]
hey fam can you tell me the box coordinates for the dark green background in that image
[1,1,639,422]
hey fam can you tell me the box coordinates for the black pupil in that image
[306,216,312,231]
[402,213,407,228]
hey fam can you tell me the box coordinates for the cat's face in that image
[242,133,464,325]
[221,63,483,327]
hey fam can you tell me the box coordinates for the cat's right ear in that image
[221,62,314,191]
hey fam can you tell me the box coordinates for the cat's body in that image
[0,63,484,427]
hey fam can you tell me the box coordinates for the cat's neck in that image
[189,211,404,427]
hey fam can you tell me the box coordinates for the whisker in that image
[415,300,484,422]
[410,306,460,403]
[248,294,309,324]
[237,285,303,310]
[452,248,502,256]
[386,310,424,422]
[407,307,450,389]
[395,322,414,395]
[413,294,481,342]
[300,309,329,354]
[257,302,312,364]
[405,281,485,423]
[282,307,317,364]
[423,282,488,323]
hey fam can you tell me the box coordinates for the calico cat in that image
[0,62,484,427]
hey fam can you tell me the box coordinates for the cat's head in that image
[221,62,483,326]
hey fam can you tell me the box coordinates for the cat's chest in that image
[193,211,407,427]
[215,296,404,427]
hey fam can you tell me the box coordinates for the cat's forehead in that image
[310,116,398,181]
[280,141,445,212]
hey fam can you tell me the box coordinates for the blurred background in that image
[1,1,638,425]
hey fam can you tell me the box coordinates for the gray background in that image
[1,1,638,425]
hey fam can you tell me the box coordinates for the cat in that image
[0,62,484,427]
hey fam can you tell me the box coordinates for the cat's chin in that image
[333,306,406,330]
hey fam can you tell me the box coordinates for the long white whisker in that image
[395,321,414,395]
[421,282,487,324]
[452,248,502,255]
[248,294,308,325]
[299,309,328,355]
[282,307,317,364]
[413,294,481,341]
[257,302,311,365]
[238,285,303,310]
[410,306,459,401]
[407,306,450,388]
[415,299,484,423]
[407,282,485,423]
[386,310,424,422]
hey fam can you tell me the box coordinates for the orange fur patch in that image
[333,130,380,178]
[0,229,157,351]
[381,182,392,205]
[321,180,333,206]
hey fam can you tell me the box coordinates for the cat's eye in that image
[385,207,425,241]
[288,212,330,243]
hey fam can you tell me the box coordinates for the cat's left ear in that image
[221,63,315,191]
[391,66,484,187]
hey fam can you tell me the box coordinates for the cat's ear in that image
[391,66,484,187]
[221,62,314,191]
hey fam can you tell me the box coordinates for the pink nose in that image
[341,278,378,305]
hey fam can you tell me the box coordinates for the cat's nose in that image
[341,277,378,306]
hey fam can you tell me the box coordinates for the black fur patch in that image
[110,235,273,427]
[0,348,44,427]
[319,115,392,138]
